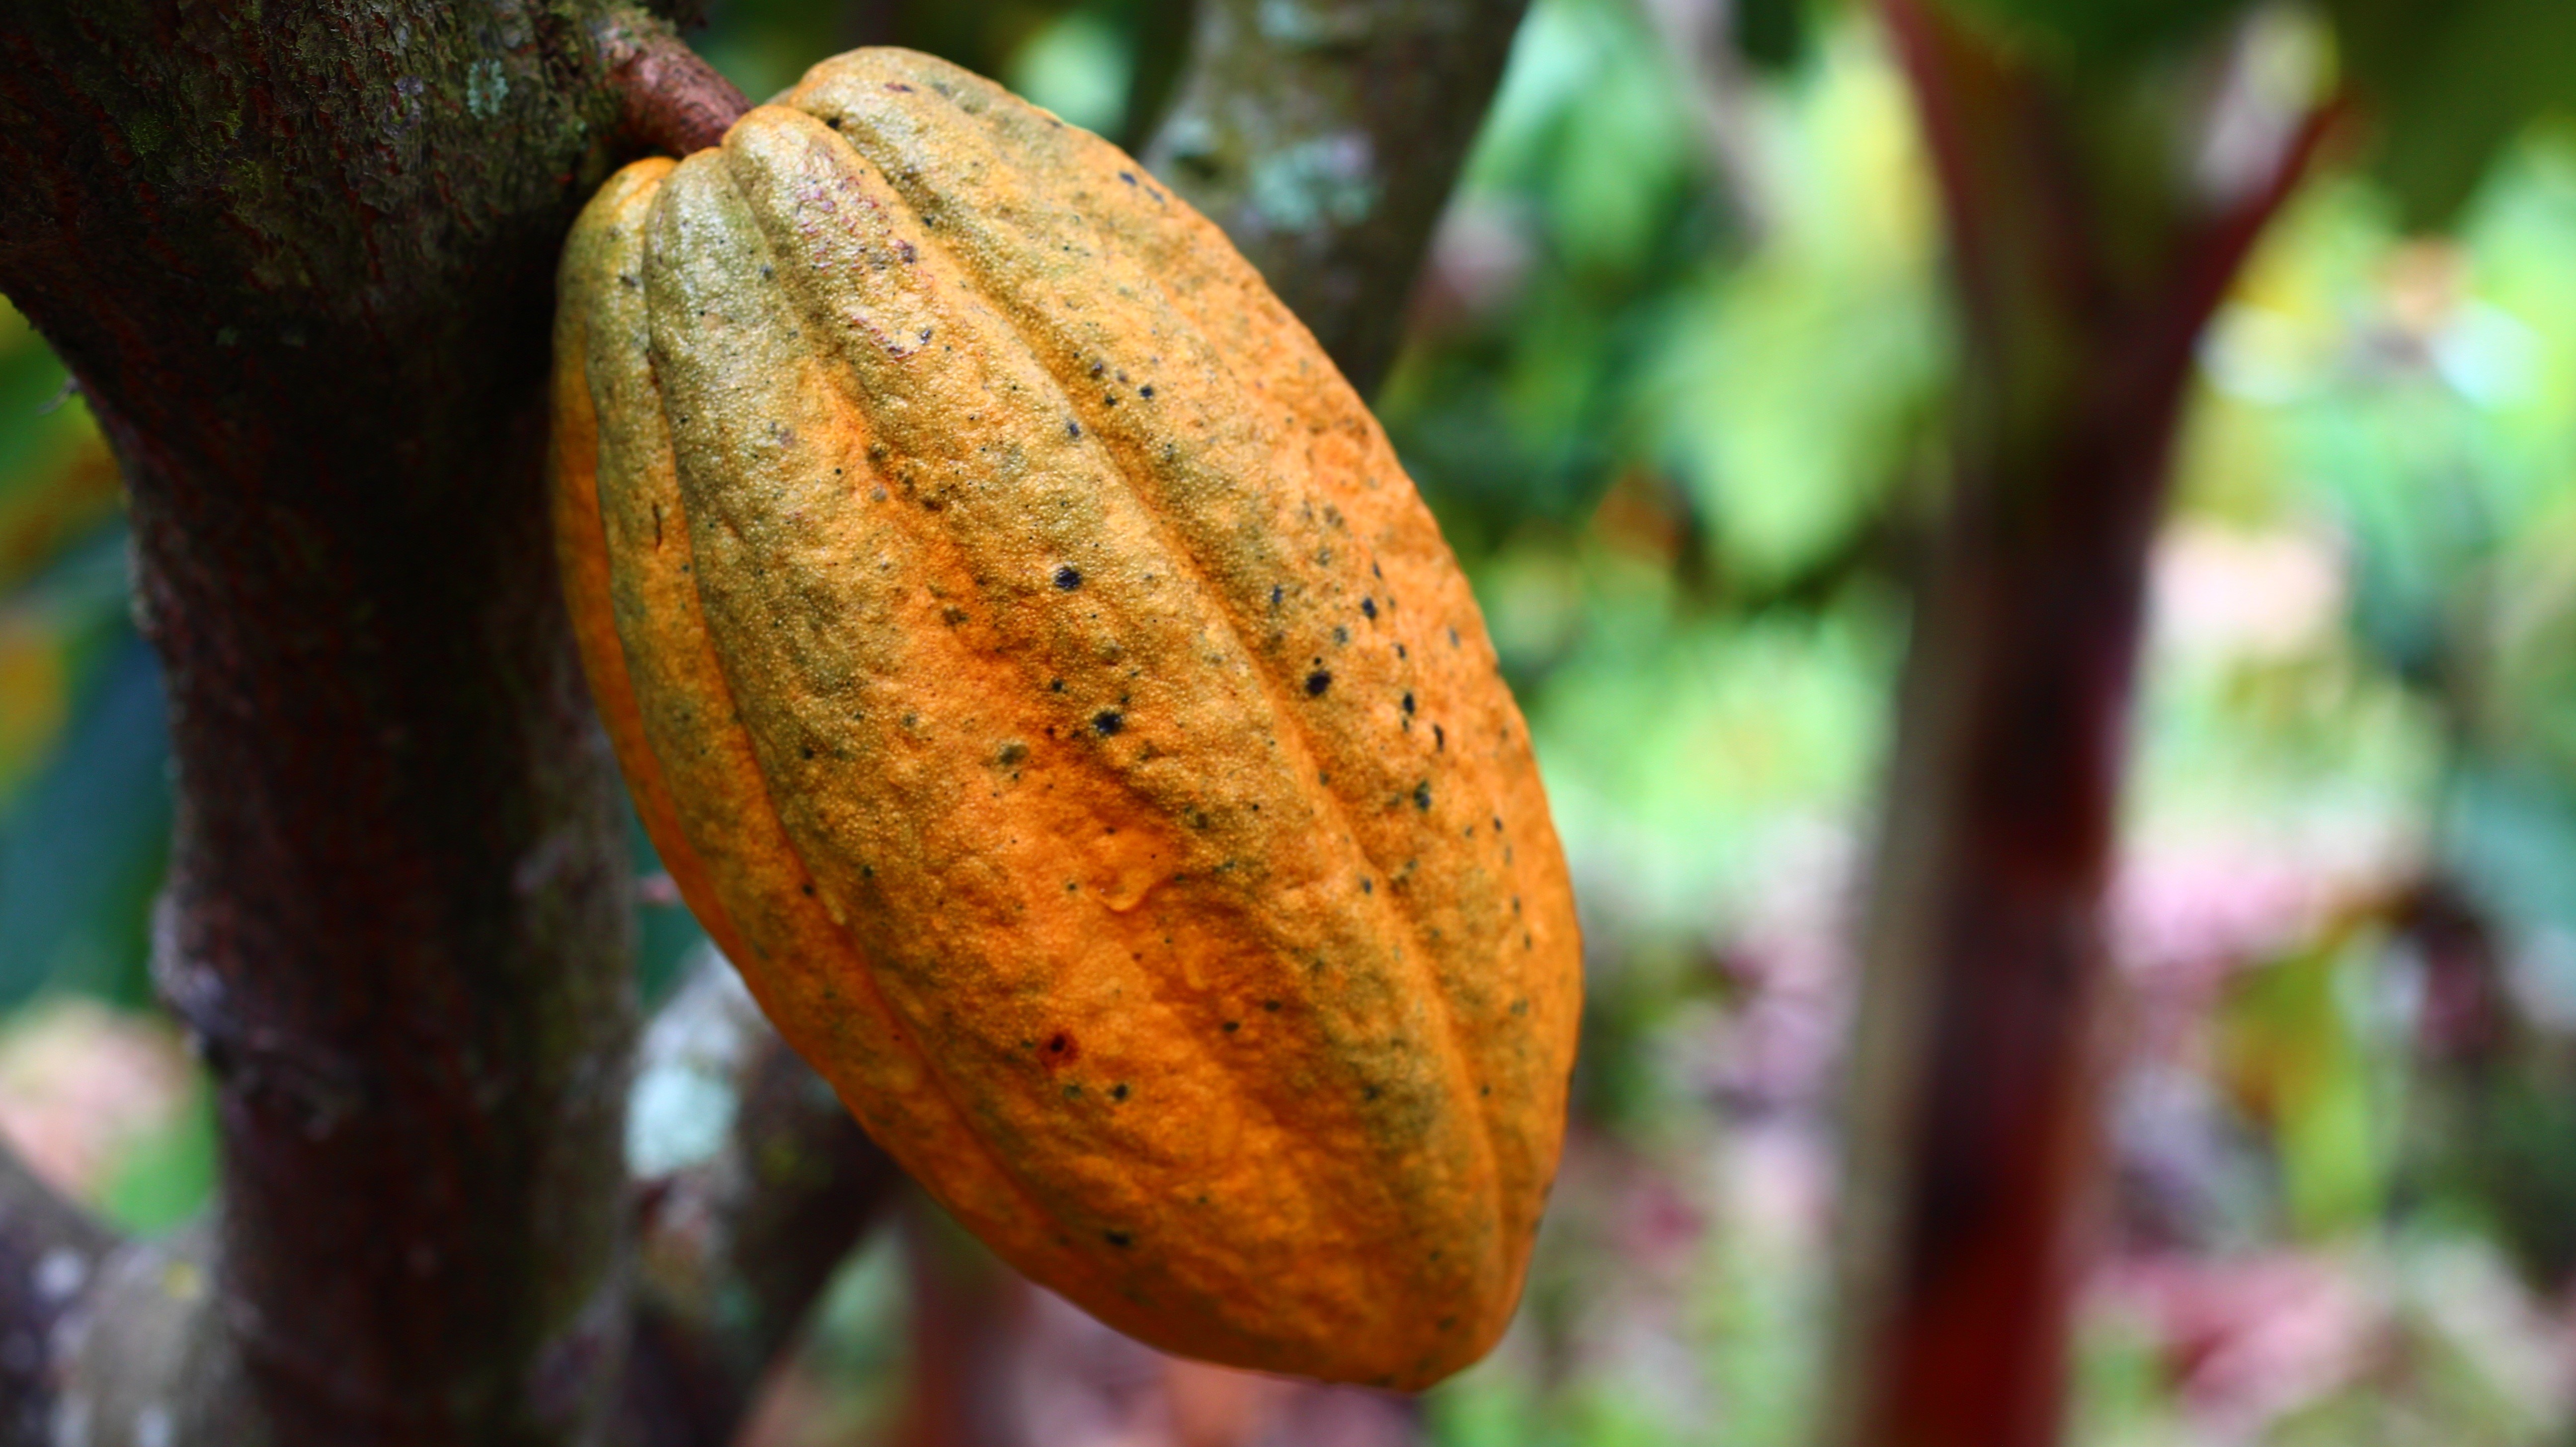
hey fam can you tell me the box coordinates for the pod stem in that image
[601,9,754,159]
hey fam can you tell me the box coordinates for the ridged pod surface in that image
[550,48,1580,1388]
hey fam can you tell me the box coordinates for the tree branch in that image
[1142,0,1531,397]
[1824,8,2334,1446]
[0,1143,117,1447]
[613,954,903,1447]
[601,11,755,158]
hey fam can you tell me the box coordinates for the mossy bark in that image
[1144,0,1530,398]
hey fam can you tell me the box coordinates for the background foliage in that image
[8,0,2576,1440]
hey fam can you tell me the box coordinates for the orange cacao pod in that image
[550,48,1581,1388]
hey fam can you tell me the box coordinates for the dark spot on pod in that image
[1044,1032,1078,1062]
[1053,564,1082,590]
[1270,583,1285,607]
[1140,384,1155,398]
[1262,999,1282,1012]
[1361,877,1373,894]
[1449,628,1462,647]
[1401,692,1415,715]
[826,116,844,130]
[801,745,816,759]
[1512,896,1522,913]
[1362,1085,1381,1102]
[1332,626,1349,645]
[1414,782,1432,810]
[1090,360,1107,377]
[800,883,815,896]
[1120,170,1139,185]
[1434,724,1446,750]
[1510,998,1530,1016]
[1050,678,1065,692]
[1094,710,1124,735]
[1439,1315,1458,1331]
[886,81,914,92]
[1305,670,1332,697]
[1066,419,1082,438]
[1104,1230,1132,1247]
[1110,1082,1130,1101]
[1361,597,1378,620]
[1480,1085,1491,1097]
[1493,816,1505,833]
[1064,1084,1082,1098]
[997,741,1029,766]
[1222,1020,1240,1033]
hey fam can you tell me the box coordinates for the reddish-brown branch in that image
[1827,9,2335,1447]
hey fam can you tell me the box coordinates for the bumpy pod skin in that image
[550,48,1581,1389]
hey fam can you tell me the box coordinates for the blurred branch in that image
[1825,7,2339,1447]
[613,954,903,1447]
[1142,0,1531,397]
[0,1142,116,1446]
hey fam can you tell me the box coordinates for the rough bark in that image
[1824,8,2336,1447]
[0,5,639,1442]
[1143,0,1530,397]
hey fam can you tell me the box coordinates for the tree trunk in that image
[0,5,639,1440]
[1825,8,2335,1445]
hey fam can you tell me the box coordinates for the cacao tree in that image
[0,0,2568,1445]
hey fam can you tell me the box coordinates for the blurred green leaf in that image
[1733,0,1811,72]
[1005,7,1131,135]
[96,1081,215,1234]
[2217,932,2395,1237]
[0,627,171,1009]
[2325,0,2576,231]
[1931,0,2246,71]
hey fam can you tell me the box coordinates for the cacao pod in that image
[551,48,1581,1389]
